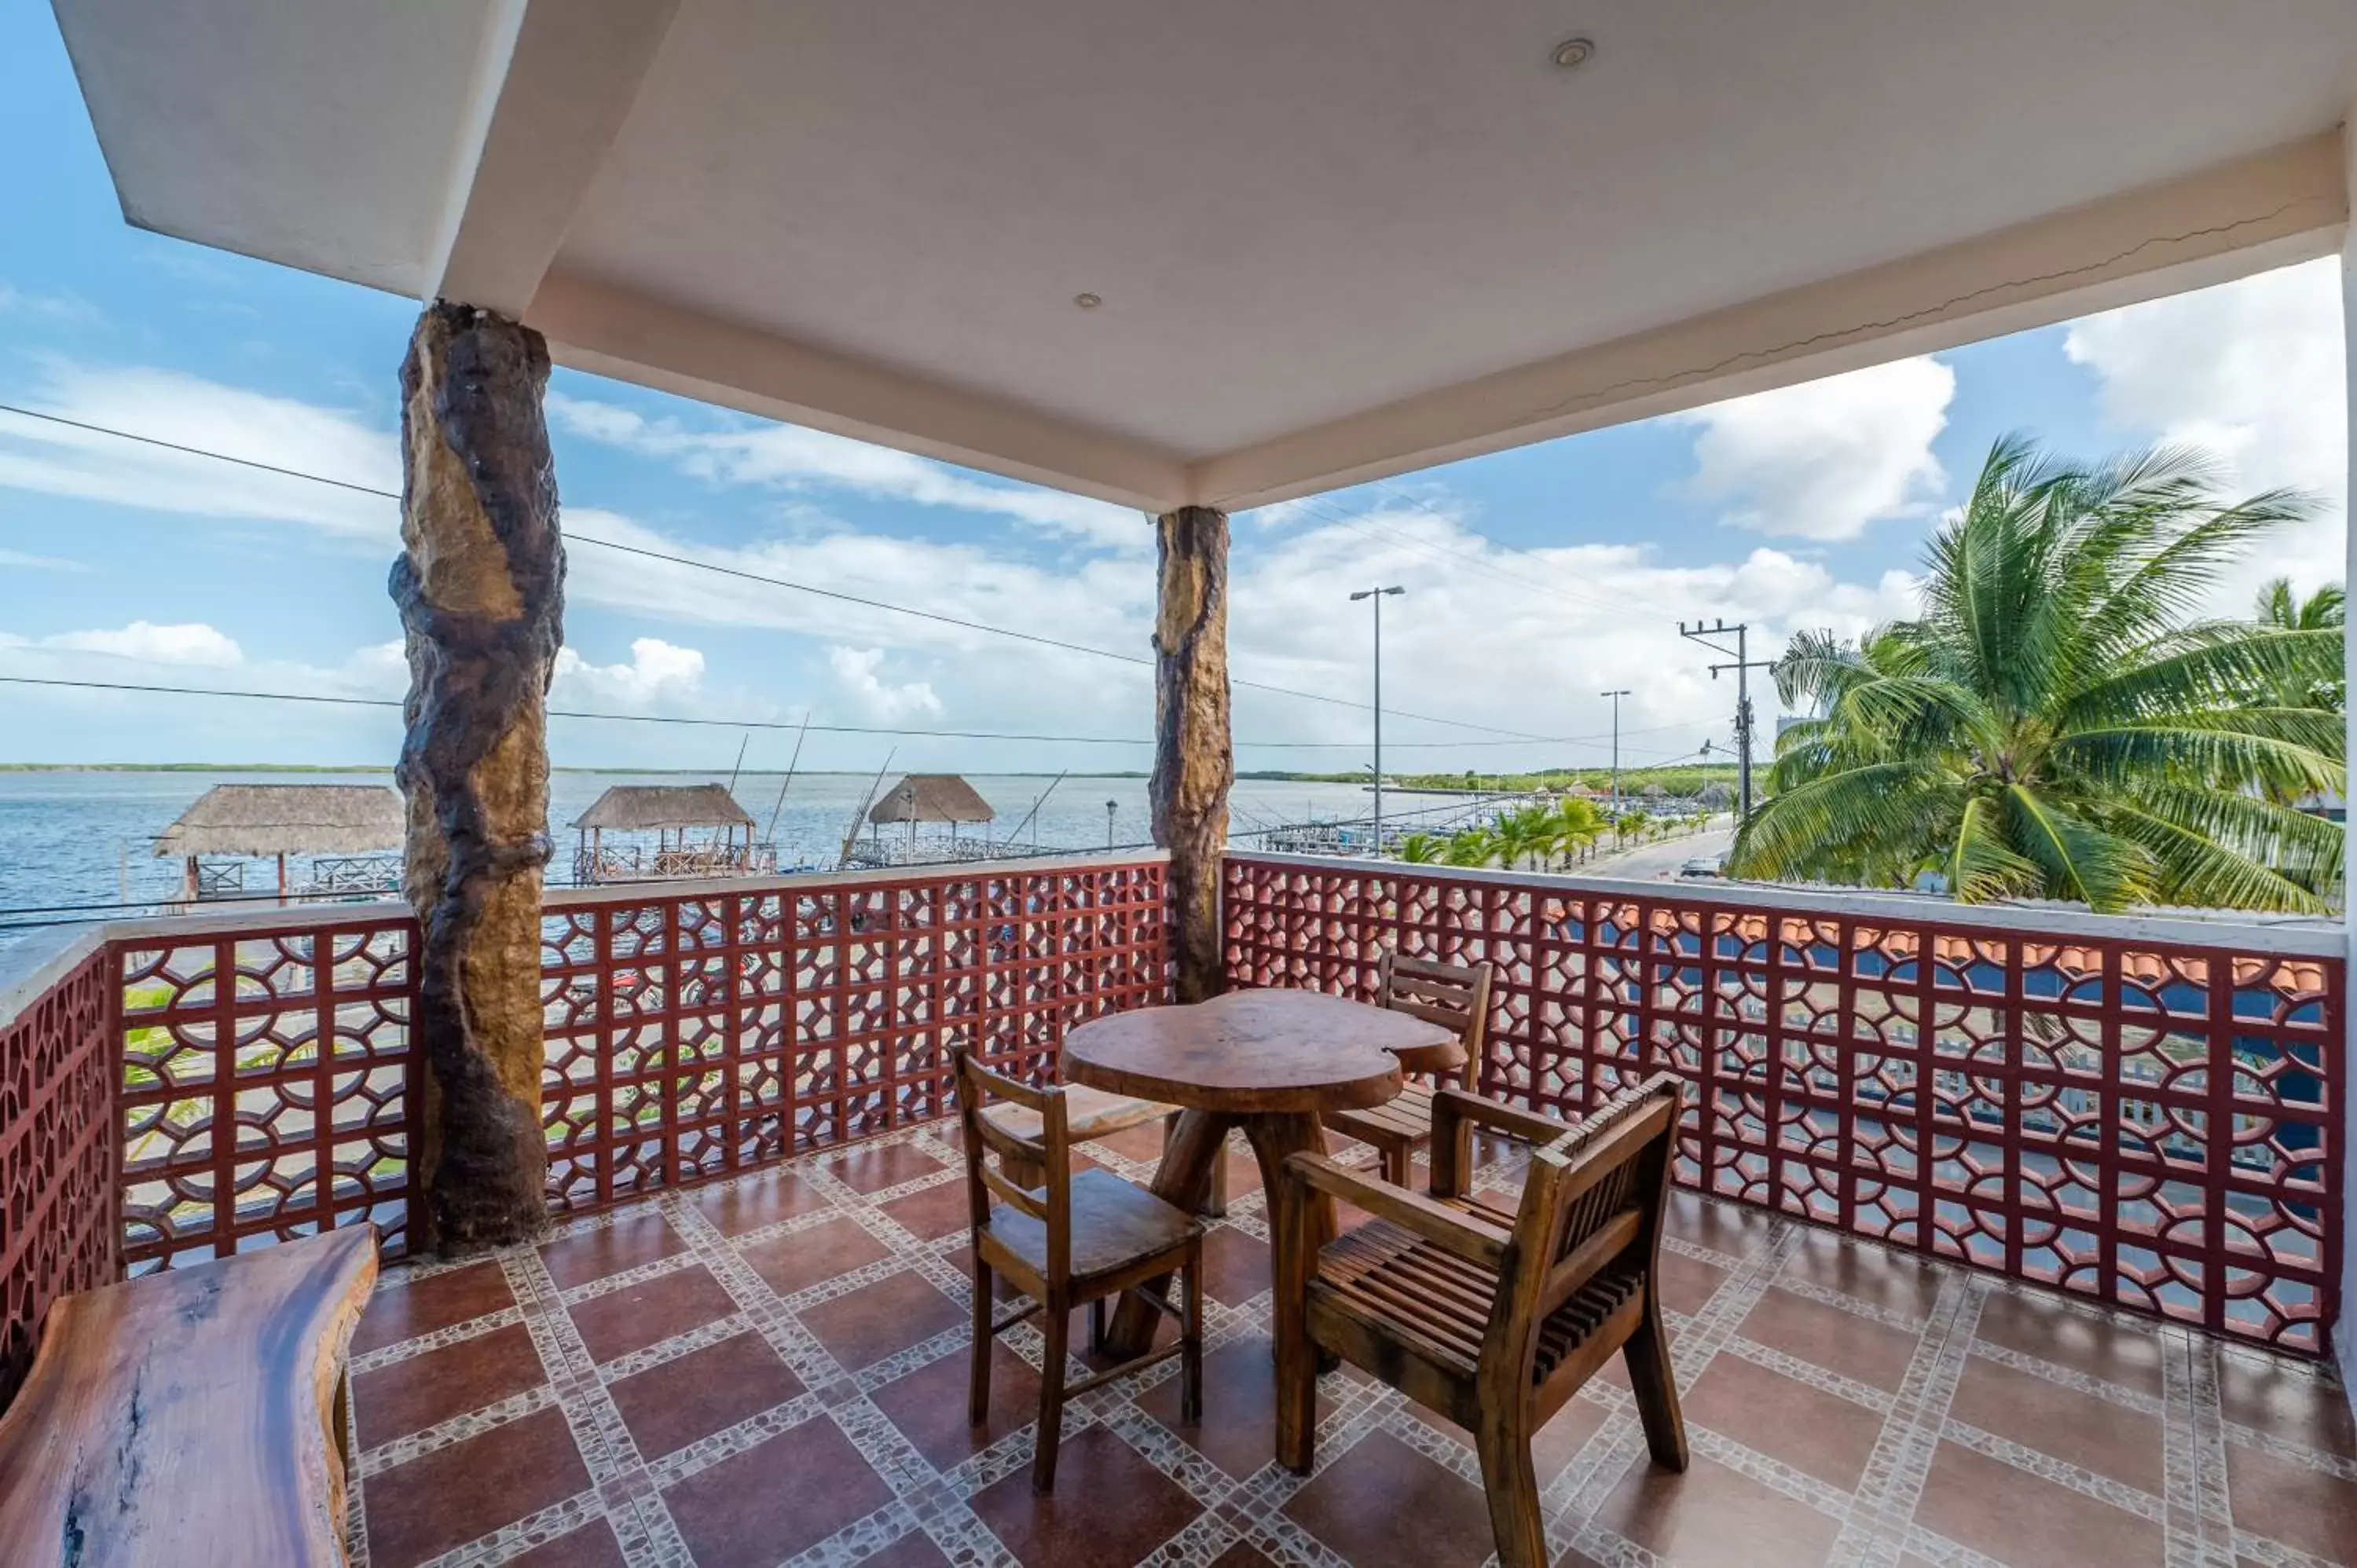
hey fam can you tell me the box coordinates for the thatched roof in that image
[572,784,755,832]
[153,784,405,858]
[868,774,995,824]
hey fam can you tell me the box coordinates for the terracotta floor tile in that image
[1285,1428,1496,1568]
[800,1269,966,1370]
[1402,1389,1611,1487]
[1685,1351,1886,1491]
[662,1412,896,1568]
[353,1321,546,1449]
[741,1214,893,1299]
[1948,1353,2162,1493]
[1972,1288,2165,1398]
[861,1530,955,1567]
[881,1178,978,1241]
[1655,1249,1729,1317]
[1200,1224,1271,1306]
[2225,1436,2357,1563]
[1208,1544,1276,1568]
[1737,1285,1923,1390]
[970,1423,1204,1567]
[362,1406,590,1568]
[1591,1450,1842,1568]
[828,1140,947,1193]
[607,1328,806,1459]
[353,1259,514,1354]
[507,1518,626,1568]
[2213,1350,2357,1458]
[566,1263,739,1364]
[1779,1226,1945,1322]
[1665,1188,1776,1260]
[1133,1331,1341,1478]
[1913,1438,2164,1568]
[872,1339,1043,1471]
[684,1169,829,1237]
[1094,1120,1172,1163]
[538,1211,689,1290]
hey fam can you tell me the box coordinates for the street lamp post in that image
[1105,799,1118,851]
[1600,689,1631,813]
[1351,585,1406,855]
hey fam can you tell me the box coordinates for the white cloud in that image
[546,391,1149,551]
[1674,357,1955,540]
[0,548,88,572]
[827,645,945,722]
[0,361,396,538]
[552,638,707,708]
[0,281,100,324]
[2063,256,2345,606]
[31,621,244,666]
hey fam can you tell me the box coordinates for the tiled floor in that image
[346,1119,2357,1568]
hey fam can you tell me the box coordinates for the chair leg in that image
[1473,1417,1546,1568]
[1380,1137,1413,1189]
[1089,1297,1107,1356]
[1032,1297,1070,1493]
[969,1261,994,1427]
[1181,1244,1204,1424]
[1273,1180,1317,1473]
[1624,1299,1689,1472]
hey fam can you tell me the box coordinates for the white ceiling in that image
[49,0,2357,508]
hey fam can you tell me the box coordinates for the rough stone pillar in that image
[1150,505,1233,1003]
[391,302,564,1252]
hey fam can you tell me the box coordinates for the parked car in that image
[1678,856,1724,879]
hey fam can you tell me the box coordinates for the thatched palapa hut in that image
[155,783,405,901]
[867,775,995,829]
[570,783,773,884]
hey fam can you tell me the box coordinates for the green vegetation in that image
[1729,435,2344,913]
[1395,797,1717,871]
[1262,761,1739,795]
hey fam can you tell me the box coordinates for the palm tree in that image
[1728,435,2341,912]
[2253,577,2345,714]
[1443,826,1499,866]
[1396,832,1443,863]
[1494,808,1552,870]
[1618,810,1651,847]
[1551,797,1607,864]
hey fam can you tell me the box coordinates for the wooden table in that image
[1065,987,1459,1360]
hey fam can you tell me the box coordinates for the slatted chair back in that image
[1378,951,1494,1089]
[953,1049,1073,1284]
[1486,1075,1681,1376]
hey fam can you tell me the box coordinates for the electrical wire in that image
[0,400,1575,742]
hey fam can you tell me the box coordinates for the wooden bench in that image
[0,1225,379,1566]
[983,1084,1230,1214]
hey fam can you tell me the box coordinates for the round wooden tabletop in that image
[1062,988,1458,1115]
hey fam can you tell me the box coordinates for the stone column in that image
[391,302,565,1252]
[1150,504,1233,1003]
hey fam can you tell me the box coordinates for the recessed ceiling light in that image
[1073,292,1102,309]
[1552,36,1595,70]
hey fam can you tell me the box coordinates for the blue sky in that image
[0,5,2344,776]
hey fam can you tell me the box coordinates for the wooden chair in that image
[953,1048,1205,1492]
[1321,951,1496,1185]
[1275,1075,1687,1568]
[981,1085,1229,1215]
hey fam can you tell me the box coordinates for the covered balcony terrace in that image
[2,850,2351,1565]
[9,2,2357,1563]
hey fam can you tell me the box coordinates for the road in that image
[1581,822,1736,882]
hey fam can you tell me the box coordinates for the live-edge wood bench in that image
[0,1225,379,1567]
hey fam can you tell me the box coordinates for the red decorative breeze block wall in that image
[0,950,115,1408]
[1223,855,2343,1354]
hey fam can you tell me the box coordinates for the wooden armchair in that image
[1275,1075,1687,1568]
[1321,951,1494,1185]
[952,1048,1205,1492]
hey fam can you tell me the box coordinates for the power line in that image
[0,670,1716,753]
[0,400,1563,742]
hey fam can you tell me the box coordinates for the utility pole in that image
[1678,619,1774,819]
[1599,689,1631,813]
[1351,584,1406,855]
